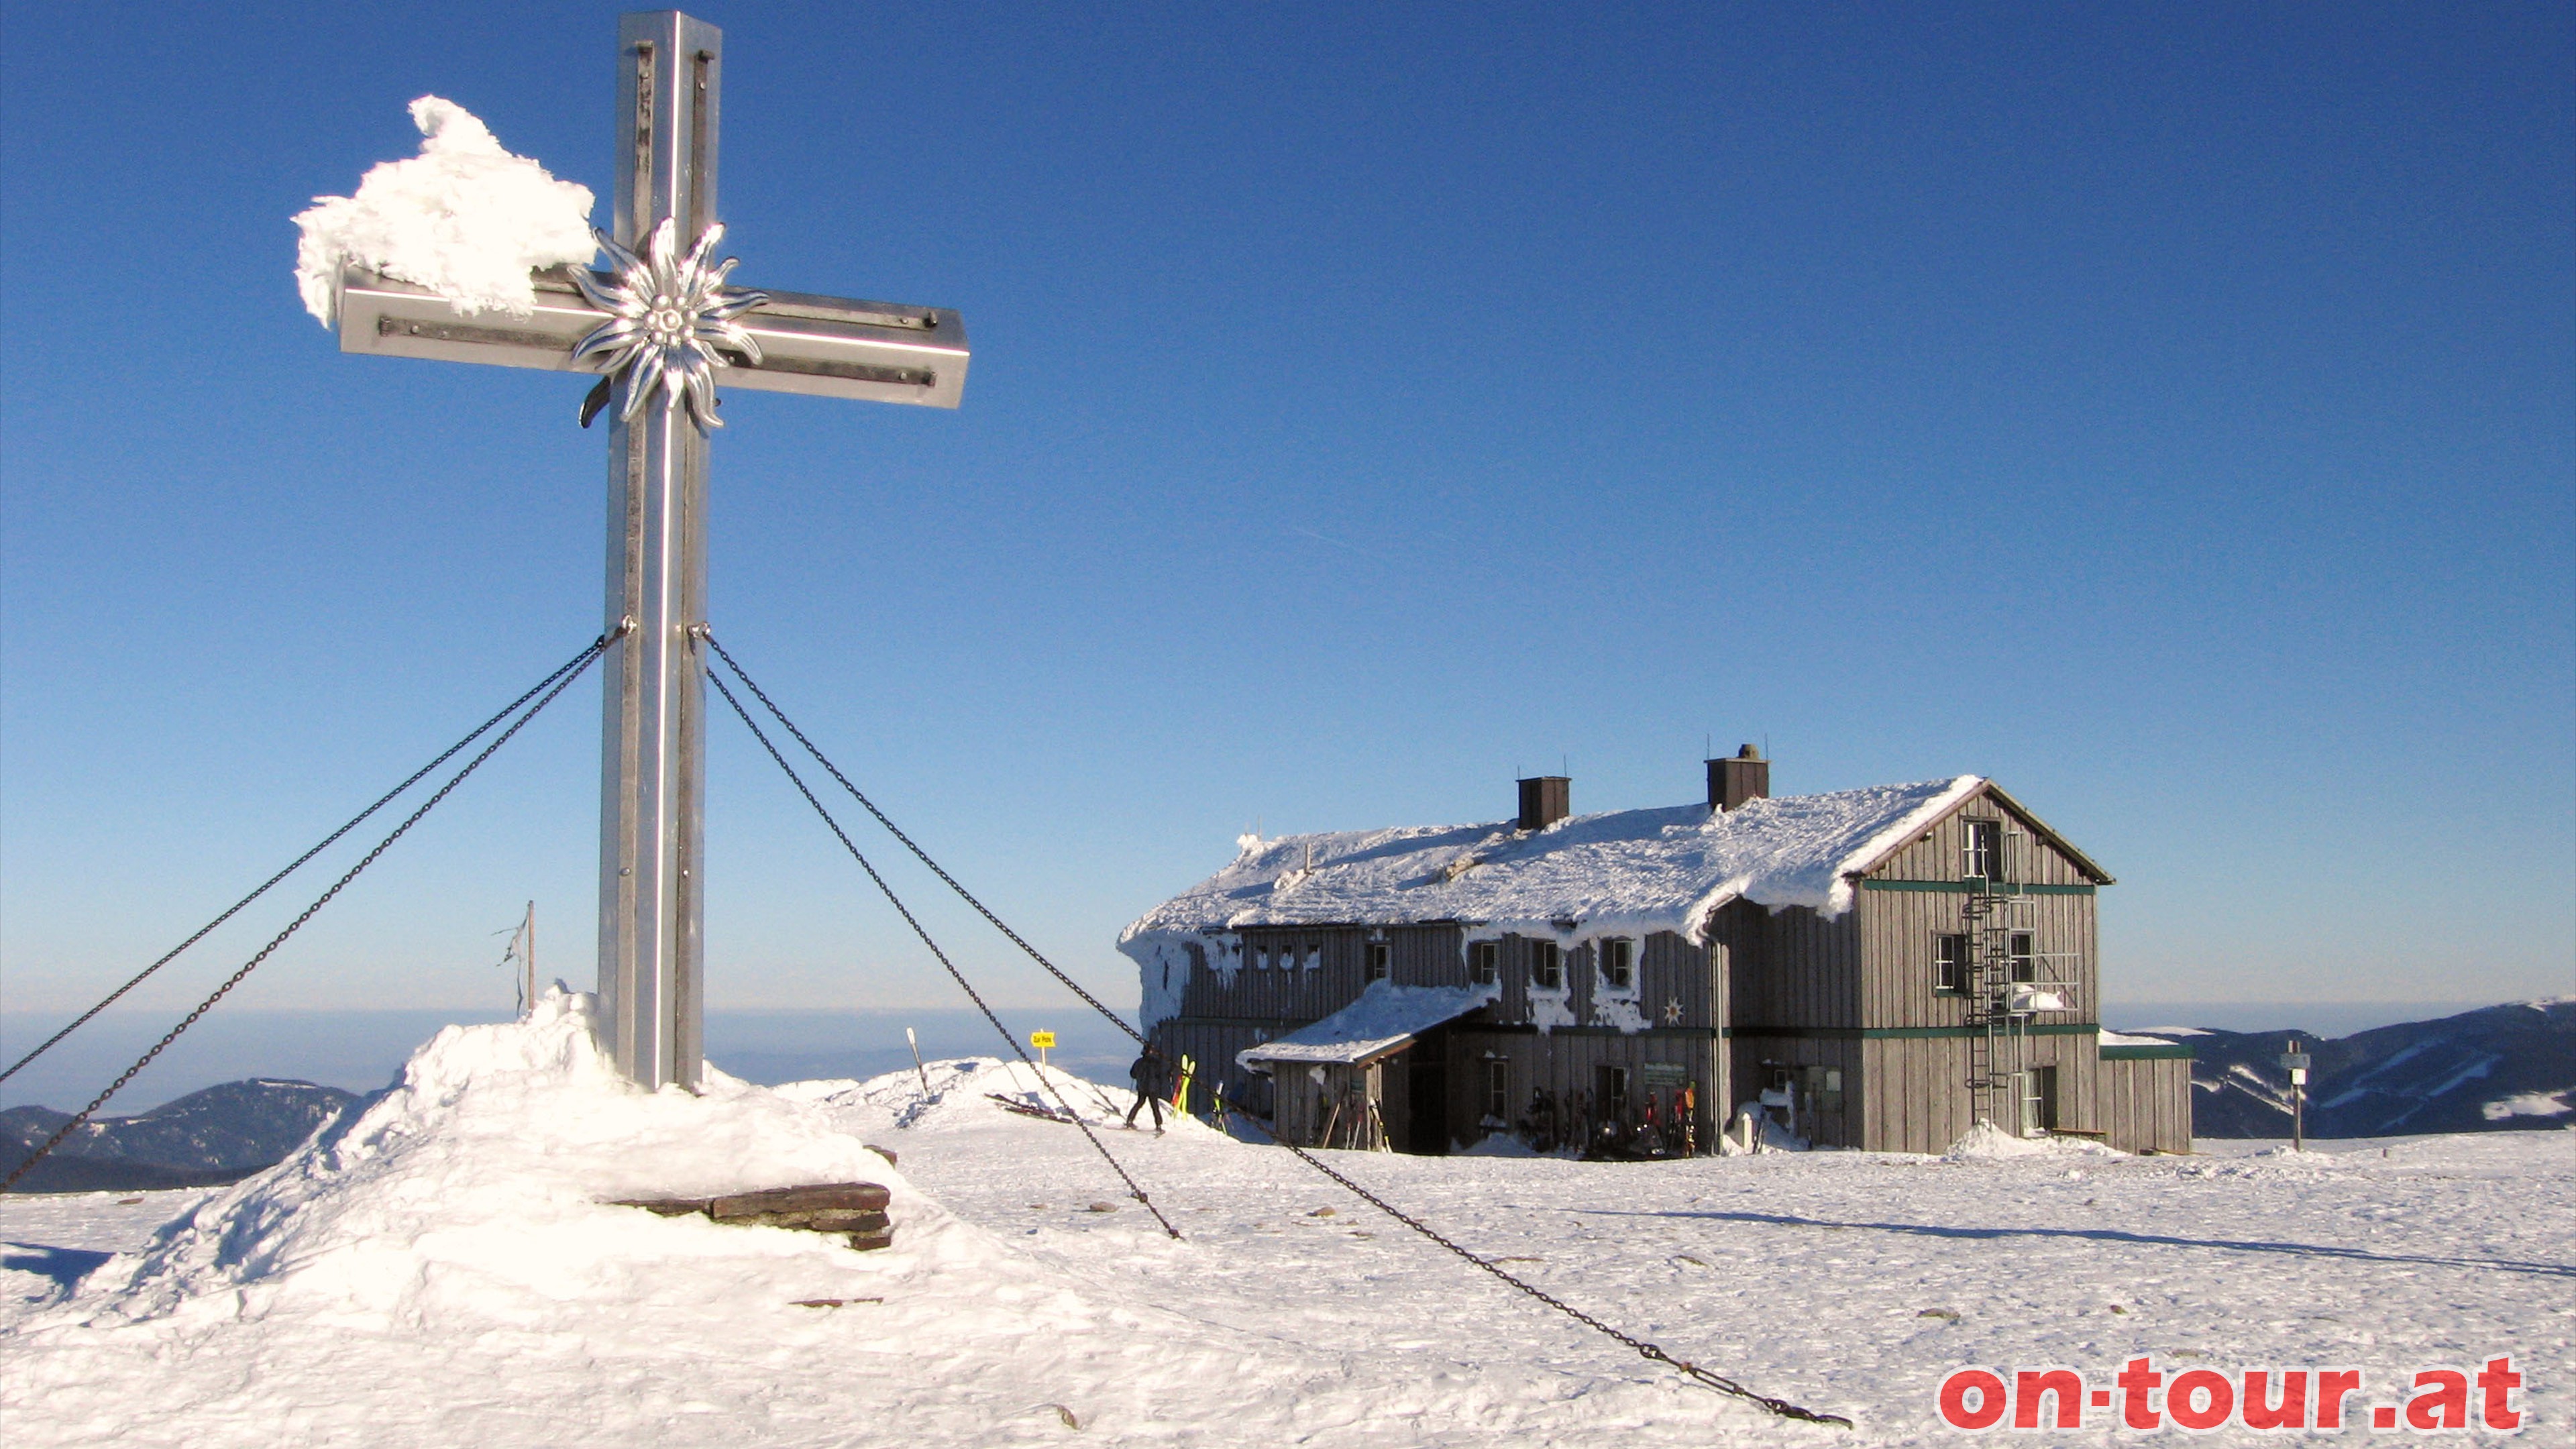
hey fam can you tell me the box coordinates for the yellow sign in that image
[1029,1030,1057,1050]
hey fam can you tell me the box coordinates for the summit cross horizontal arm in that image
[337,264,969,410]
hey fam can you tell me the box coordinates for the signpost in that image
[331,11,969,1091]
[905,1025,931,1097]
[1030,1030,1056,1068]
[2279,1038,2311,1151]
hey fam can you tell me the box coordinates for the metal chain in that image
[1207,1085,1850,1428]
[702,633,1146,1046]
[696,633,1847,1428]
[0,636,611,1089]
[0,629,619,1197]
[703,659,1183,1240]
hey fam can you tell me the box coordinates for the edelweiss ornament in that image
[572,217,769,429]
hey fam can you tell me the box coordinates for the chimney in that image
[1517,775,1570,832]
[1708,744,1769,812]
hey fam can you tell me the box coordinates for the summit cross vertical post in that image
[329,11,970,1090]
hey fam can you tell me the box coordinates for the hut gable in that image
[1848,781,2114,888]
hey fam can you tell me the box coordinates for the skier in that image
[1124,1044,1170,1132]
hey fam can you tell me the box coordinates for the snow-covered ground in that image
[3,1006,2567,1446]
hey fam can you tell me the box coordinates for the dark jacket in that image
[1128,1049,1169,1094]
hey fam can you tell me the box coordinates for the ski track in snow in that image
[2,1040,2570,1446]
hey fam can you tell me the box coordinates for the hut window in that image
[1936,934,1970,993]
[2008,932,2036,983]
[1599,938,1635,990]
[1963,820,2004,881]
[1485,1059,1510,1120]
[1303,943,1322,971]
[1530,942,1563,990]
[1468,941,1499,985]
[1802,1065,1844,1115]
[1364,943,1391,981]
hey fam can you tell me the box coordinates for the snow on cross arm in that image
[293,97,596,327]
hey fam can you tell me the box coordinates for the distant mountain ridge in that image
[2129,999,2575,1138]
[1,1079,358,1194]
[3,1000,2565,1185]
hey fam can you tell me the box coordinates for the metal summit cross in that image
[329,11,969,1091]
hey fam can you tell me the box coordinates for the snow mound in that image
[2481,1090,2573,1121]
[795,1057,1230,1141]
[1943,1121,2127,1161]
[54,989,951,1330]
[294,96,596,327]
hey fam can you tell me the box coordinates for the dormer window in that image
[1468,941,1498,985]
[1530,942,1563,991]
[1599,938,1635,990]
[1364,943,1390,982]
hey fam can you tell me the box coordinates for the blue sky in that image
[3,2,2568,1040]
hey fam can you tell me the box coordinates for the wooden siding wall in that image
[1721,899,1864,1031]
[1449,1028,1721,1150]
[1725,1034,1864,1147]
[1271,1061,1384,1148]
[1157,924,1727,1148]
[1854,1032,2104,1155]
[1152,1018,1284,1120]
[2100,1056,2194,1155]
[1179,924,1468,1022]
[1173,926,1717,1035]
[1851,890,2098,1030]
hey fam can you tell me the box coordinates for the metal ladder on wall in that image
[1961,826,2087,1134]
[1960,876,2031,1130]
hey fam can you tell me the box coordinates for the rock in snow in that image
[293,97,596,327]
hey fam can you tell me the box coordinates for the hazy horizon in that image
[1,996,2532,1118]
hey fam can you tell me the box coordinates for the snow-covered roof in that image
[1124,776,1985,948]
[1236,981,1499,1072]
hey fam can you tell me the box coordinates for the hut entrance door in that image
[1405,1028,1451,1155]
[2015,1067,2059,1136]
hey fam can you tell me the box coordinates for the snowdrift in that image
[784,1055,1233,1140]
[1943,1120,2127,1161]
[50,989,966,1331]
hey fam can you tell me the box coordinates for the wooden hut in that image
[1122,750,2190,1157]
